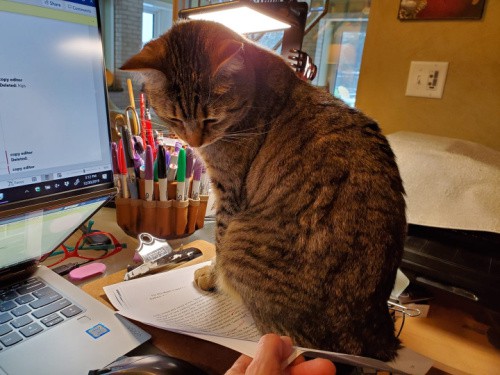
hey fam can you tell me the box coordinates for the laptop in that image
[0,0,151,373]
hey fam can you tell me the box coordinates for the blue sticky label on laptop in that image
[86,323,110,339]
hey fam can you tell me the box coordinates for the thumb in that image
[246,334,290,374]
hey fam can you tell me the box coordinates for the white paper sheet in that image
[104,262,433,375]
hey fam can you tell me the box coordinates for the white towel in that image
[387,131,500,234]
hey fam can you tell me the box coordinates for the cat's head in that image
[121,20,257,148]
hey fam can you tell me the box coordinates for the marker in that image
[118,140,129,198]
[157,145,168,201]
[139,90,147,147]
[200,164,209,195]
[184,147,194,199]
[176,148,186,201]
[121,126,138,198]
[111,142,122,195]
[167,141,182,181]
[191,159,202,200]
[144,145,154,201]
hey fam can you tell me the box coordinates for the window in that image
[143,1,173,46]
[314,17,368,107]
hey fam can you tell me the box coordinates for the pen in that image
[111,142,122,195]
[121,126,139,199]
[167,141,182,181]
[200,163,209,195]
[176,148,186,201]
[118,140,129,198]
[145,98,156,157]
[157,145,168,201]
[144,145,154,201]
[184,147,194,199]
[191,159,202,200]
[139,90,147,147]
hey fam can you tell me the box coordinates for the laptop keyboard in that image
[0,277,84,351]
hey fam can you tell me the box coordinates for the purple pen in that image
[144,145,154,201]
[111,142,120,174]
[184,147,194,198]
[134,152,143,177]
[165,150,171,169]
[111,142,122,195]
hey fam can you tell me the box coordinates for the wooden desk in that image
[80,207,499,375]
[399,303,499,375]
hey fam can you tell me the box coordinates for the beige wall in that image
[356,0,500,151]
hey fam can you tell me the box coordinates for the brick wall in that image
[113,0,143,92]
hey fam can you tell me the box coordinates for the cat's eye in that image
[167,117,182,125]
[203,119,218,126]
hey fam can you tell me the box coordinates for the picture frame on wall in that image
[398,0,486,20]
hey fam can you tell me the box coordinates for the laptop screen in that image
[0,0,114,210]
[0,0,117,274]
[0,195,109,270]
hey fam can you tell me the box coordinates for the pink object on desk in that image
[69,262,106,281]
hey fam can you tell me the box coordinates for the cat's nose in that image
[184,131,204,148]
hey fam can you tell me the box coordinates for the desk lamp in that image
[178,0,315,80]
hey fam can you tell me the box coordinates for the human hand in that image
[225,334,336,375]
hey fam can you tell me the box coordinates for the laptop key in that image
[33,286,59,299]
[0,290,18,302]
[0,300,17,312]
[0,323,13,336]
[11,304,31,317]
[61,305,83,318]
[11,315,33,329]
[29,293,62,309]
[15,294,35,305]
[0,331,22,347]
[41,314,64,327]
[0,312,13,324]
[32,299,71,319]
[20,322,44,338]
[16,281,45,295]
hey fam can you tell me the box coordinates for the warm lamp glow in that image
[187,6,291,34]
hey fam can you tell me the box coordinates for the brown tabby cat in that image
[122,20,406,361]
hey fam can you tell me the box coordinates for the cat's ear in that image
[211,39,244,77]
[120,40,165,73]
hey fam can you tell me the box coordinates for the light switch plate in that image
[405,61,449,98]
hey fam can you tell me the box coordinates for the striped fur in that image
[122,20,406,361]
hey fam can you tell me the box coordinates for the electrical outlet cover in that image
[405,61,449,98]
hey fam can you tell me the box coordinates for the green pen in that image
[176,148,186,201]
[154,158,158,182]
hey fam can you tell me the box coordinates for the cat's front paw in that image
[194,265,216,291]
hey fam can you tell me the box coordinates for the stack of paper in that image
[104,262,433,375]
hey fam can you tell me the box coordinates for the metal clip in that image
[387,300,421,317]
[135,233,174,263]
[124,233,203,280]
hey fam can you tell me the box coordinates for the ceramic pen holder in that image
[115,180,209,239]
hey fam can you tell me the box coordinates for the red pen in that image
[140,91,147,148]
[145,97,156,159]
[118,139,129,198]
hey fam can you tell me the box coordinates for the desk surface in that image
[68,207,499,375]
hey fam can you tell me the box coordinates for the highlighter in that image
[176,148,186,201]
